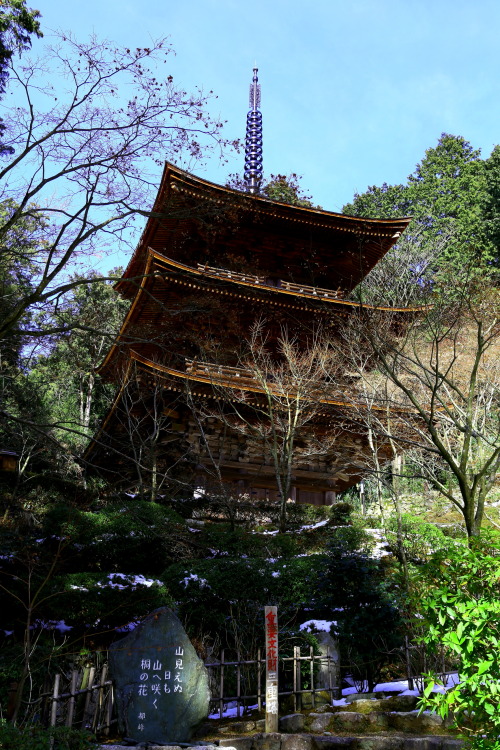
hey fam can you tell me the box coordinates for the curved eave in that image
[116,161,412,295]
[129,350,415,414]
[164,162,411,233]
[97,251,156,376]
[99,245,430,377]
[152,251,430,313]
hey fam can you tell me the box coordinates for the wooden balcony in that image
[197,263,345,300]
[185,359,257,387]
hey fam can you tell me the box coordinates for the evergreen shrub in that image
[0,724,95,750]
[417,531,500,738]
[317,523,403,691]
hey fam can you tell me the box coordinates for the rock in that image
[366,712,389,730]
[355,739,404,750]
[218,725,236,734]
[441,740,464,750]
[279,714,306,732]
[343,699,383,714]
[313,738,354,749]
[227,720,256,733]
[281,735,314,750]
[403,738,443,750]
[345,693,379,703]
[109,607,210,743]
[388,711,444,734]
[332,711,369,732]
[382,695,419,712]
[309,713,334,732]
[255,719,266,730]
[219,740,253,750]
[253,732,282,750]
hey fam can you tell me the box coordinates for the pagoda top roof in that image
[117,162,412,295]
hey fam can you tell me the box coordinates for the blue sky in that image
[39,0,500,214]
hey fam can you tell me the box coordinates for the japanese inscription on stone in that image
[109,607,209,743]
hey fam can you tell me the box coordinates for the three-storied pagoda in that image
[86,70,412,505]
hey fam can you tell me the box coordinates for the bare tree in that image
[0,32,232,342]
[353,227,449,307]
[90,361,194,502]
[190,323,340,532]
[337,266,500,538]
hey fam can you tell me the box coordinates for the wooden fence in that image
[206,646,339,719]
[11,645,338,730]
[10,663,116,735]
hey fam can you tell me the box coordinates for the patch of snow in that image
[31,620,72,632]
[116,621,139,633]
[99,573,162,590]
[181,573,210,589]
[299,519,329,531]
[339,673,459,698]
[374,680,410,693]
[208,702,258,719]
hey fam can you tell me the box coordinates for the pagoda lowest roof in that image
[117,162,412,296]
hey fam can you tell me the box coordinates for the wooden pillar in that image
[264,606,278,732]
[325,490,336,506]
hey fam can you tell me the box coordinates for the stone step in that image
[303,710,453,735]
[218,733,464,750]
[209,711,454,738]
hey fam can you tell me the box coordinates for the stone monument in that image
[109,607,210,743]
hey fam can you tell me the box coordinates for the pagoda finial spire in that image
[244,67,263,194]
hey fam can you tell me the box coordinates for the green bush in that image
[327,502,354,526]
[385,513,451,563]
[0,724,95,750]
[417,531,500,737]
[41,501,186,574]
[317,523,403,691]
[162,554,327,651]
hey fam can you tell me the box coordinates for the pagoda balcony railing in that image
[184,358,346,403]
[197,263,345,299]
[185,358,257,386]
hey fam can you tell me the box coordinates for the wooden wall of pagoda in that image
[86,164,412,506]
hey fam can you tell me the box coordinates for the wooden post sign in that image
[264,605,278,732]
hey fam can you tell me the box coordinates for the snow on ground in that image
[332,674,460,703]
[30,620,73,632]
[257,519,330,536]
[209,702,258,719]
[101,573,162,589]
[207,674,461,717]
[181,573,210,588]
[299,519,329,531]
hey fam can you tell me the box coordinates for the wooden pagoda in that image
[85,161,413,505]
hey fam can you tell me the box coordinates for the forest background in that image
[2,1,500,746]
